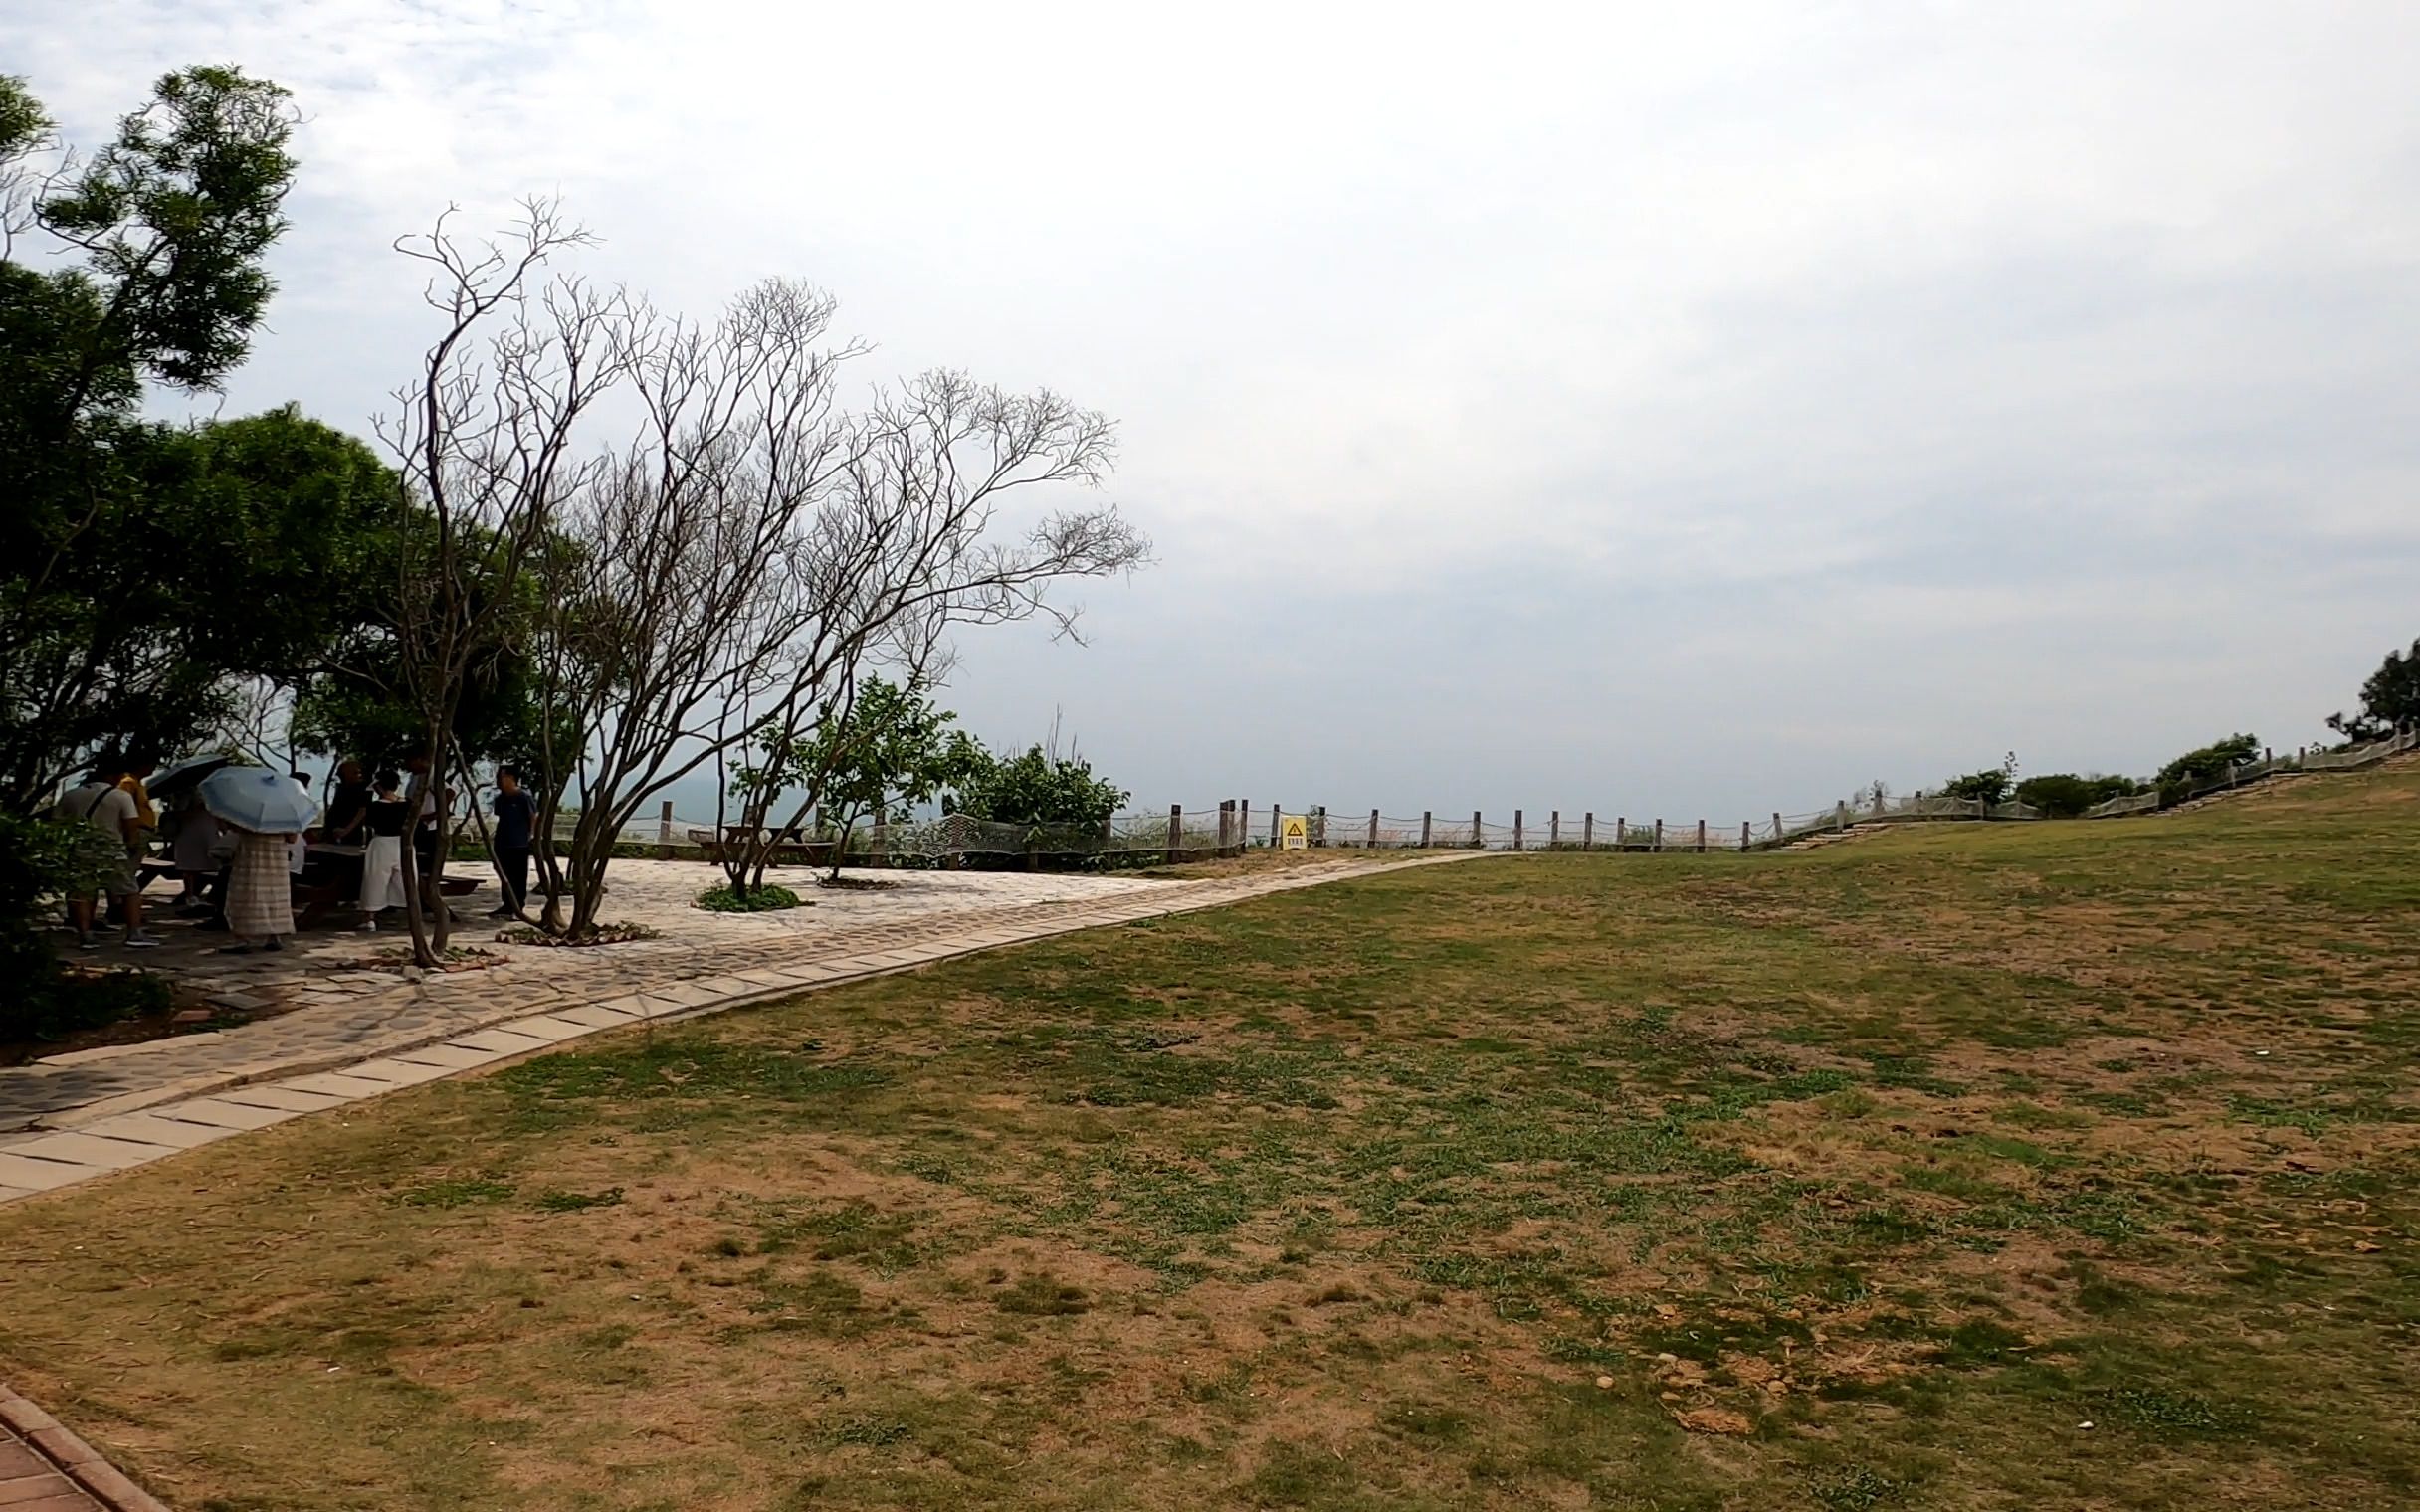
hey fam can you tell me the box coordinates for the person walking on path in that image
[222,822,297,953]
[487,765,536,919]
[53,756,158,950]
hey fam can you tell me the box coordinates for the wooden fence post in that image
[1740,820,1750,850]
[1166,803,1181,864]
[1549,810,1560,848]
[1834,801,1848,831]
[657,799,673,860]
[1771,811,1782,845]
[1421,811,1433,848]
[1583,812,1594,848]
[1696,819,1707,853]
[1240,798,1250,850]
[1367,809,1379,848]
[1472,811,1483,850]
[1219,800,1236,855]
[1512,809,1524,851]
[1653,818,1663,851]
[1616,816,1626,851]
[1271,805,1282,846]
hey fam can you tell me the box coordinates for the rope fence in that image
[451,725,2417,866]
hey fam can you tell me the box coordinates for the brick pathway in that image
[0,1384,165,1510]
[0,852,1485,1204]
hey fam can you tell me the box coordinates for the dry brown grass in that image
[4,766,2420,1509]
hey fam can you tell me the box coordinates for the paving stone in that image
[2,1134,167,1173]
[0,1154,93,1193]
[151,1098,303,1132]
[278,1071,403,1100]
[332,1058,459,1088]
[209,1085,350,1114]
[386,1043,504,1070]
[73,1113,237,1152]
[491,1014,592,1043]
[548,1004,645,1030]
[446,1028,555,1055]
[0,1474,90,1509]
[0,1188,37,1205]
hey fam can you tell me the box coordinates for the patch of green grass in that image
[528,1187,623,1212]
[392,1177,513,1209]
[2090,1384,2247,1439]
[995,1276,1091,1316]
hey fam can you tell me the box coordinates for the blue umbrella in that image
[197,766,321,835]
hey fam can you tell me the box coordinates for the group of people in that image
[54,751,545,954]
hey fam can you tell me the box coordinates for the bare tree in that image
[706,371,1145,899]
[525,299,1147,936]
[375,199,635,966]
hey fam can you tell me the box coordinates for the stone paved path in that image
[3,863,1175,1130]
[0,852,1486,1204]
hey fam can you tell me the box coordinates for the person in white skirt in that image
[357,768,410,930]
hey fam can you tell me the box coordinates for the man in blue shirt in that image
[487,765,538,919]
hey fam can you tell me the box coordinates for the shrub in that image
[949,745,1127,832]
[2013,773,2140,818]
[0,813,170,1044]
[2157,734,2259,789]
[1939,770,2012,804]
[695,882,806,913]
[5,968,173,1045]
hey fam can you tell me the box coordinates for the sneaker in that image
[264,937,285,953]
[78,935,100,952]
[121,931,160,949]
[357,918,379,933]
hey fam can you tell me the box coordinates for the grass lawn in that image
[5,766,2419,1510]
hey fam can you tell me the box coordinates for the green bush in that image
[949,745,1127,832]
[0,813,169,1044]
[2157,734,2259,789]
[695,882,807,913]
[1939,770,2012,804]
[2013,773,2141,818]
[9,969,174,1043]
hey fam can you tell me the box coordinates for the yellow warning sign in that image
[1279,814,1310,850]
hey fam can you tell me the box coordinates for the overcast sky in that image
[15,1,2420,823]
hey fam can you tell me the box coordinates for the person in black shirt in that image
[323,759,373,847]
[488,765,537,919]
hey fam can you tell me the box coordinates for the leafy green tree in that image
[1939,769,2012,805]
[948,743,1129,834]
[2327,638,2420,745]
[2153,734,2261,805]
[0,66,326,809]
[736,676,985,888]
[2012,773,2140,818]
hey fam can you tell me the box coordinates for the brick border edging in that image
[0,1384,171,1511]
